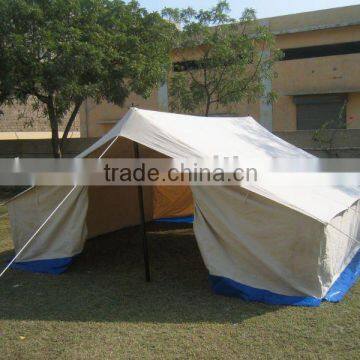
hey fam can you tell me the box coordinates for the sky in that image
[135,0,360,19]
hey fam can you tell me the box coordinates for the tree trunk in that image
[205,97,211,117]
[50,116,61,158]
[59,101,82,156]
[47,100,62,158]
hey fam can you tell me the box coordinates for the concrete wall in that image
[273,54,360,97]
[0,138,96,158]
[275,24,360,47]
[0,130,359,158]
[276,129,360,157]
[265,5,360,35]
[347,93,360,129]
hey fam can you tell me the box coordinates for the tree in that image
[0,0,175,157]
[162,1,282,116]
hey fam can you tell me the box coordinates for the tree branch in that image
[33,91,50,104]
[220,42,266,99]
[209,63,227,97]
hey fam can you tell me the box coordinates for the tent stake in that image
[133,142,151,282]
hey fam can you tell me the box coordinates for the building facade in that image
[80,5,360,138]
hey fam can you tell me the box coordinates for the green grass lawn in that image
[0,204,359,359]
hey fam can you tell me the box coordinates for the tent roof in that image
[79,108,312,159]
[79,108,359,223]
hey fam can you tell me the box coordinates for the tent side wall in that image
[5,136,194,274]
[7,186,88,274]
[322,200,360,301]
[6,182,194,274]
[193,186,360,305]
[192,186,328,304]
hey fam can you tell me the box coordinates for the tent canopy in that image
[6,108,360,307]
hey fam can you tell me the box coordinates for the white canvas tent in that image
[5,108,360,306]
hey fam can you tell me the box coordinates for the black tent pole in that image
[133,141,151,282]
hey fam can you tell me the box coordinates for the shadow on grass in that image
[0,224,280,323]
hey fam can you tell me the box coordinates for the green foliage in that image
[163,1,282,116]
[0,0,175,157]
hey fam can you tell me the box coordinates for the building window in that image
[173,42,360,70]
[282,41,360,61]
[293,94,347,130]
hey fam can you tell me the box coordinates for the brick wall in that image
[0,100,80,133]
